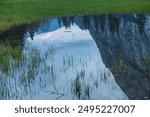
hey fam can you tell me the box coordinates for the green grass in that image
[0,0,150,30]
[0,44,22,73]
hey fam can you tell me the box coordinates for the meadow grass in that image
[0,44,22,73]
[0,0,150,30]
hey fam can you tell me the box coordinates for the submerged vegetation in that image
[111,58,126,78]
[0,0,150,30]
[0,41,115,99]
[0,44,22,73]
[111,56,150,80]
[110,58,134,78]
[73,77,82,99]
[0,44,56,99]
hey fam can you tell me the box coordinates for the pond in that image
[0,14,150,100]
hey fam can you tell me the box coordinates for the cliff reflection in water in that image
[0,14,150,99]
[73,14,150,99]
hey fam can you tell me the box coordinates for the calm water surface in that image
[0,14,150,100]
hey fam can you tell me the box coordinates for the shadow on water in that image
[0,14,150,100]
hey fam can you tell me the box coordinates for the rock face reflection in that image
[0,14,150,100]
[88,14,150,100]
[70,14,150,99]
[74,14,150,99]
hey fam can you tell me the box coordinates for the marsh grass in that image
[72,73,92,99]
[111,58,126,78]
[62,55,74,71]
[0,44,22,73]
[84,84,91,99]
[1,0,150,30]
[94,79,99,88]
[0,45,56,99]
[110,57,137,79]
[0,43,115,99]
[73,76,82,99]
[72,66,110,99]
[0,44,57,89]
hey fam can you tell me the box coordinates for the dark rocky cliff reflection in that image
[0,14,150,99]
[74,14,150,99]
[79,14,150,99]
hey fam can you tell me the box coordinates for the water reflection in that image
[0,14,150,99]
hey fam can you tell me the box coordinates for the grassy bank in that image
[0,0,150,30]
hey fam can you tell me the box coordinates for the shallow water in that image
[0,14,150,100]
